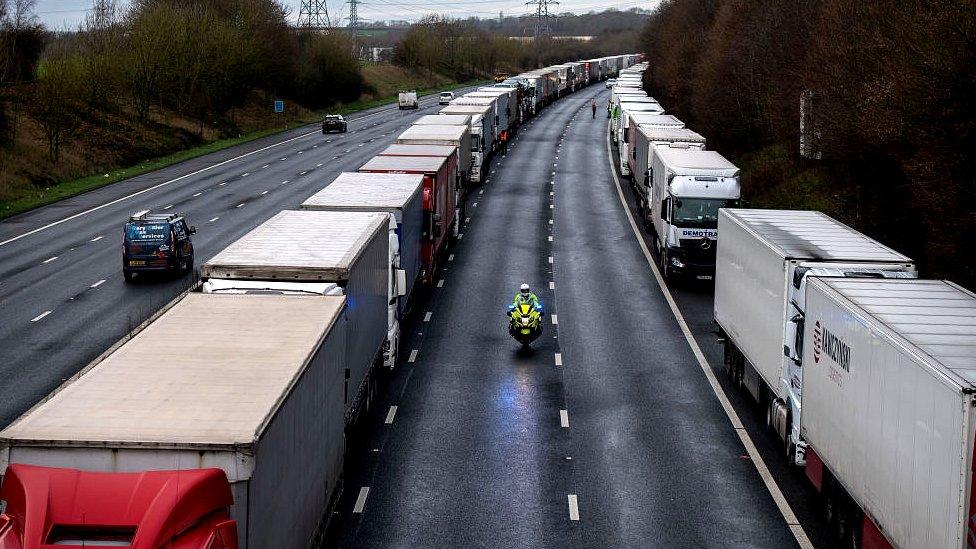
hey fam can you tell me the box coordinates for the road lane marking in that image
[423,311,432,322]
[458,233,463,240]
[90,235,103,242]
[385,406,398,424]
[317,163,323,167]
[352,487,370,513]
[560,409,569,428]
[30,311,51,322]
[281,157,287,161]
[261,190,268,195]
[241,172,249,177]
[548,236,553,242]
[465,217,470,223]
[408,349,418,362]
[437,279,444,288]
[42,256,58,264]
[208,217,219,223]
[548,256,553,264]
[297,151,303,154]
[261,164,269,169]
[551,314,558,325]
[554,353,562,366]
[162,204,173,210]
[192,192,202,197]
[472,202,478,207]
[91,279,106,288]
[448,254,454,262]
[299,171,307,176]
[605,126,813,549]
[568,495,579,521]
[219,182,227,186]
[281,180,289,184]
[236,203,245,208]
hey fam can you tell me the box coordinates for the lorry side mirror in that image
[189,226,196,234]
[395,269,407,297]
[433,224,442,239]
[660,198,669,220]
[623,131,629,143]
[784,345,791,358]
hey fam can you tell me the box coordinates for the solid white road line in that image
[554,353,563,366]
[567,494,580,521]
[352,487,370,514]
[42,256,58,264]
[559,409,569,428]
[408,349,418,363]
[0,127,329,248]
[385,406,398,424]
[551,314,558,325]
[605,127,813,549]
[424,311,432,322]
[437,279,444,288]
[30,311,51,322]
[90,235,103,242]
[91,279,106,288]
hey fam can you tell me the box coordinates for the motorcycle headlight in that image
[521,317,530,326]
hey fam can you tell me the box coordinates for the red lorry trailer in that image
[360,154,456,284]
[0,464,238,548]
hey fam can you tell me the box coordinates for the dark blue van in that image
[122,211,195,282]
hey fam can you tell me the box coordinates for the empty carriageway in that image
[326,86,802,547]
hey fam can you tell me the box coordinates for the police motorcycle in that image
[508,300,544,347]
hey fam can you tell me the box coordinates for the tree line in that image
[640,0,976,288]
[394,15,638,80]
[0,0,364,161]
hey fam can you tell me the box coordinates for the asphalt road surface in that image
[0,90,475,428]
[324,86,809,548]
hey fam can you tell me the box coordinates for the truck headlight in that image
[670,255,685,268]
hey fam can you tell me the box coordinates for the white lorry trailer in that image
[0,293,349,549]
[450,96,500,146]
[799,277,976,548]
[647,147,740,280]
[455,94,510,143]
[438,103,494,182]
[301,173,424,367]
[630,126,706,197]
[714,209,916,466]
[615,103,667,171]
[201,210,390,421]
[472,87,517,130]
[396,123,472,186]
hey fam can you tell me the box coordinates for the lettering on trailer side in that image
[813,320,851,372]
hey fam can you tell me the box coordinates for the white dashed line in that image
[559,409,569,428]
[208,217,219,223]
[448,254,454,262]
[352,487,370,513]
[465,217,471,223]
[300,171,307,176]
[554,353,563,366]
[162,204,173,210]
[297,151,303,155]
[549,281,555,290]
[30,311,51,322]
[437,279,444,288]
[568,495,580,521]
[479,189,484,195]
[317,163,323,167]
[219,182,227,186]
[192,192,202,197]
[548,256,553,264]
[551,314,558,325]
[42,256,58,264]
[408,349,419,363]
[472,202,478,207]
[548,236,553,242]
[241,172,249,177]
[385,406,398,424]
[281,180,289,184]
[90,235,103,242]
[423,311,432,322]
[236,203,245,208]
[91,279,106,288]
[261,164,269,169]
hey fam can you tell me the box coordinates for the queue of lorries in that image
[0,55,641,548]
[616,64,976,548]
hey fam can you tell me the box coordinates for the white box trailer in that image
[439,104,494,182]
[202,210,389,420]
[514,73,545,114]
[301,172,424,359]
[450,96,499,137]
[631,126,706,194]
[715,209,916,464]
[615,103,667,167]
[466,91,514,136]
[396,123,472,184]
[0,293,348,549]
[801,278,976,548]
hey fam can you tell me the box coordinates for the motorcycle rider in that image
[513,283,540,309]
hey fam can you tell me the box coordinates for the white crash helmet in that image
[520,283,531,294]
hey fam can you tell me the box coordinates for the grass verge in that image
[0,79,486,220]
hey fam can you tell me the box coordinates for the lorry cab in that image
[649,148,740,280]
[122,211,195,282]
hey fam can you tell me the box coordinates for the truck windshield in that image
[672,198,738,228]
[125,223,169,242]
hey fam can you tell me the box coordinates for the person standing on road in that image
[591,100,597,119]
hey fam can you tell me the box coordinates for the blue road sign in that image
[274,100,284,113]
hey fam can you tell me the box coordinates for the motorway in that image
[0,90,474,428]
[325,85,818,547]
[0,82,831,547]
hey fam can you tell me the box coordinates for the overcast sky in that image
[35,0,657,30]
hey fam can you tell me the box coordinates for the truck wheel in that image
[123,270,133,283]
